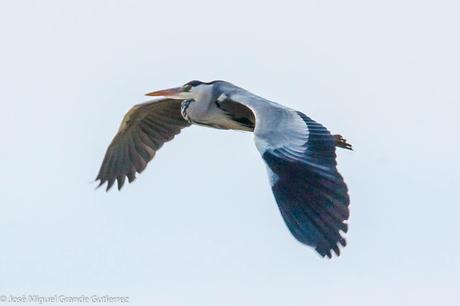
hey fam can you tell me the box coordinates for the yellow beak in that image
[145,87,184,99]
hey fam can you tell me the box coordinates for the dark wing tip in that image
[95,177,105,190]
[94,173,137,192]
[262,145,350,259]
[116,176,125,191]
[315,235,347,258]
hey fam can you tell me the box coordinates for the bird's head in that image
[146,80,219,101]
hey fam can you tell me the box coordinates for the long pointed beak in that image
[145,87,184,98]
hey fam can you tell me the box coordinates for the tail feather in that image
[334,135,353,150]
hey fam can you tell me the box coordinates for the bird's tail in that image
[334,134,353,150]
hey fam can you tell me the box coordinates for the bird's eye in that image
[182,84,192,91]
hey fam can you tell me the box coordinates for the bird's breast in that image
[180,99,194,123]
[180,99,216,128]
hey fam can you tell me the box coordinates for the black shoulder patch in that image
[215,98,255,130]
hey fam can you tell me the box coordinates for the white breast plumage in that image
[180,99,193,123]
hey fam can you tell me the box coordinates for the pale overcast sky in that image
[1,1,459,305]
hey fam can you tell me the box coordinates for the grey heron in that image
[96,80,352,258]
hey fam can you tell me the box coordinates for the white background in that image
[1,1,459,305]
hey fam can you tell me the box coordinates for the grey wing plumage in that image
[96,99,191,191]
[221,90,350,258]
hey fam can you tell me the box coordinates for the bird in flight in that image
[96,80,352,258]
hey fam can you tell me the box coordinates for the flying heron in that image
[96,80,352,258]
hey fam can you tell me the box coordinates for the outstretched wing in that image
[221,89,350,258]
[96,99,191,191]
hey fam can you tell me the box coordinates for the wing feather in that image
[96,99,190,190]
[221,87,350,258]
